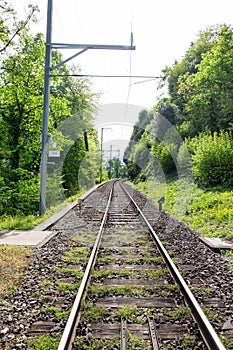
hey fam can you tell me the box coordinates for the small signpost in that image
[48,150,60,157]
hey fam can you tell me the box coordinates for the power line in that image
[130,77,162,85]
[49,74,162,78]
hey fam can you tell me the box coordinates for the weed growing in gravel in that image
[96,256,116,264]
[76,317,149,347]
[62,246,91,265]
[63,256,89,264]
[72,233,96,246]
[115,306,144,324]
[69,247,90,255]
[150,284,177,297]
[202,307,218,321]
[80,301,110,322]
[99,245,144,256]
[92,269,133,279]
[56,266,84,277]
[127,333,151,349]
[41,305,70,320]
[40,279,53,292]
[27,334,60,350]
[89,284,143,297]
[191,286,213,296]
[181,336,196,347]
[147,267,168,279]
[219,334,233,348]
[167,305,191,322]
[56,280,81,293]
[73,335,120,349]
[3,284,17,295]
[144,257,165,264]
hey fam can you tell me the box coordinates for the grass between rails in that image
[131,179,233,238]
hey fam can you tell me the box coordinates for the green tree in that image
[62,129,100,196]
[161,26,218,110]
[161,24,231,136]
[0,26,98,214]
[181,25,233,133]
[0,1,38,54]
[124,109,153,180]
[105,157,127,179]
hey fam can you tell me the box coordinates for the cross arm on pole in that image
[51,43,136,51]
[50,43,136,73]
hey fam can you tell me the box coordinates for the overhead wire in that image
[53,3,67,42]
[122,17,134,137]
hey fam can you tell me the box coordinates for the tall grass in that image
[132,179,233,238]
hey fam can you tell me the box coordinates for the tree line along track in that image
[58,180,226,350]
[0,180,232,349]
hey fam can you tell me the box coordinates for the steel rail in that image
[120,182,226,350]
[58,183,114,350]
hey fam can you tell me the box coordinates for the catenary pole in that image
[100,128,104,183]
[39,0,52,215]
[39,0,135,215]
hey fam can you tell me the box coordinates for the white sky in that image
[12,0,233,156]
[14,0,233,109]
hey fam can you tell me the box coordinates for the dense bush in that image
[190,131,233,187]
[0,169,39,216]
[151,141,177,177]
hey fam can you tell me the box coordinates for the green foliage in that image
[190,131,233,187]
[0,5,98,217]
[124,109,153,179]
[0,169,39,215]
[81,301,109,323]
[62,129,100,196]
[177,142,193,178]
[46,169,66,209]
[125,24,233,192]
[151,141,177,176]
[105,156,127,179]
[167,306,190,322]
[183,26,233,133]
[132,179,233,238]
[0,1,38,54]
[62,137,86,196]
[161,24,225,126]
[28,335,60,350]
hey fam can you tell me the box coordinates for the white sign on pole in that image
[49,150,60,157]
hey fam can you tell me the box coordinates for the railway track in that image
[58,180,225,350]
[1,180,233,349]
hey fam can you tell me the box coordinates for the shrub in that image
[0,174,39,216]
[191,131,233,187]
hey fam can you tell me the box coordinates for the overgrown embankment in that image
[132,180,233,238]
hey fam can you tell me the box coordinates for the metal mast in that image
[39,0,135,214]
[39,0,52,215]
